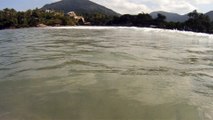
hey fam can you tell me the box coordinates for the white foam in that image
[133,27,213,39]
[45,26,118,30]
[43,26,213,39]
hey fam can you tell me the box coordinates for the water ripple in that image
[0,27,213,120]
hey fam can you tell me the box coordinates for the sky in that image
[0,0,213,15]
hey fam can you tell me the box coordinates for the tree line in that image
[0,8,213,33]
[107,10,213,33]
[0,8,77,29]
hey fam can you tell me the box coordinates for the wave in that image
[43,26,213,39]
[45,26,118,30]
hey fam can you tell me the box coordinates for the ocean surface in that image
[0,26,213,120]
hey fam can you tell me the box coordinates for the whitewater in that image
[44,26,213,38]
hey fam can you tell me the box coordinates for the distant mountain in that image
[41,0,119,16]
[150,11,213,22]
[205,11,213,21]
[150,11,189,22]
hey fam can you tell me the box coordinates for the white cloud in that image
[191,0,213,4]
[154,0,197,14]
[91,0,150,14]
[91,0,213,14]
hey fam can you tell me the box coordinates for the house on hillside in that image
[67,11,90,25]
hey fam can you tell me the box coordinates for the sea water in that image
[0,27,213,120]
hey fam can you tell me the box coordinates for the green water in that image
[0,27,213,120]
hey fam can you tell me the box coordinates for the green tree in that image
[184,10,213,33]
[154,14,166,28]
[133,13,153,27]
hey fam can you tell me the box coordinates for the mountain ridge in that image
[41,0,213,22]
[150,11,189,22]
[150,11,213,22]
[41,0,120,16]
[205,11,213,21]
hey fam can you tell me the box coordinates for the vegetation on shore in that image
[0,8,77,29]
[0,8,213,34]
[108,10,213,33]
[83,13,114,25]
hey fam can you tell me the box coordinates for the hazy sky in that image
[0,0,213,14]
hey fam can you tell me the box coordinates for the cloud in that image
[154,0,197,14]
[91,0,213,14]
[91,0,150,14]
[191,0,213,4]
[2,0,211,14]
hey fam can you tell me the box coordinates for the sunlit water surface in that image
[0,27,213,120]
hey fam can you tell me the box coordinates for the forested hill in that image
[150,11,188,22]
[150,11,213,22]
[41,0,119,16]
[205,11,213,21]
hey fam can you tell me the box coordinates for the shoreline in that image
[47,26,213,38]
[1,25,213,38]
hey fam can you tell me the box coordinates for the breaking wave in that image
[44,26,213,39]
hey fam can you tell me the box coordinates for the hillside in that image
[150,11,189,22]
[41,0,119,16]
[205,11,213,21]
